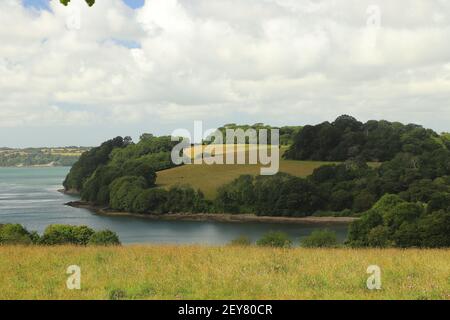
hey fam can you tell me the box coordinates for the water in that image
[0,167,349,244]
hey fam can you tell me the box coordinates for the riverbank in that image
[65,201,358,224]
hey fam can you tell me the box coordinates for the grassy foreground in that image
[0,245,449,300]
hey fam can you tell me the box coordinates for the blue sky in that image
[23,0,145,10]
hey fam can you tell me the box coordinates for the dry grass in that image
[156,144,380,199]
[0,245,448,300]
[157,144,335,199]
[156,160,334,199]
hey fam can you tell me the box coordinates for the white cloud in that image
[1,0,450,146]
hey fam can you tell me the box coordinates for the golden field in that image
[156,144,380,199]
[157,145,333,199]
[156,160,334,199]
[0,245,448,300]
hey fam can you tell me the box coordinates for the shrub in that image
[229,235,251,246]
[256,231,292,248]
[132,188,168,214]
[301,229,338,248]
[39,225,95,245]
[0,224,35,245]
[88,230,121,246]
[367,226,391,248]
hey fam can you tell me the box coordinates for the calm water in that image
[0,167,349,244]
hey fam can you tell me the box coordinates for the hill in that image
[156,145,337,199]
[61,117,450,248]
[0,147,89,167]
[0,245,448,300]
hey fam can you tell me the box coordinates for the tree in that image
[132,188,168,214]
[88,230,121,246]
[419,211,450,248]
[301,230,338,248]
[367,226,391,248]
[39,225,95,245]
[256,231,292,248]
[0,224,35,245]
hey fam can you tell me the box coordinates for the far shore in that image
[65,200,358,225]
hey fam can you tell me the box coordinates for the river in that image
[0,167,349,244]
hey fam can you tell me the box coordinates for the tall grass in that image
[0,245,448,300]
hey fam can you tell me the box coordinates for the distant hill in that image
[0,147,90,167]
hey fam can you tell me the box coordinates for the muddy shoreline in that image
[65,200,358,225]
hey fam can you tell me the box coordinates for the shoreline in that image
[65,200,358,225]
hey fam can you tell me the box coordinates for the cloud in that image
[1,0,450,146]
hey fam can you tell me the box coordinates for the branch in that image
[60,0,95,7]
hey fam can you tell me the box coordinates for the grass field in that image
[0,245,448,300]
[156,144,380,199]
[156,145,335,199]
[156,160,334,199]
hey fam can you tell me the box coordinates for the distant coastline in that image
[65,200,358,225]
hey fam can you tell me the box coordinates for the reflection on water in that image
[0,167,349,244]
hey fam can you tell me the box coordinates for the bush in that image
[301,229,338,248]
[229,235,251,246]
[88,230,121,246]
[0,224,36,245]
[39,225,95,245]
[367,226,391,248]
[256,231,292,248]
[132,188,168,214]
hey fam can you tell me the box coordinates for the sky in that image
[1,0,450,147]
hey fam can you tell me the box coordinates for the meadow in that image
[156,145,333,199]
[156,160,335,199]
[0,245,448,300]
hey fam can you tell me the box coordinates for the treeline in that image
[206,123,301,146]
[0,224,120,246]
[63,134,209,214]
[284,115,449,162]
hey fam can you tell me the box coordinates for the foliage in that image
[88,230,121,246]
[64,136,128,191]
[301,230,338,248]
[205,123,301,146]
[229,236,252,246]
[60,0,95,6]
[256,231,293,248]
[0,224,120,246]
[0,224,35,245]
[347,194,450,248]
[215,173,323,216]
[285,115,444,162]
[39,225,95,245]
[66,135,177,208]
